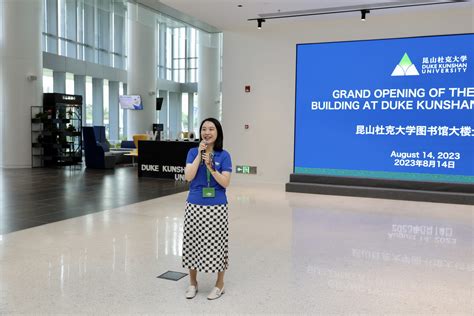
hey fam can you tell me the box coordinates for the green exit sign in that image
[236,165,257,174]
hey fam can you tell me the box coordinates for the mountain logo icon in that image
[391,53,420,76]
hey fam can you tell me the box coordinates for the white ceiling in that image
[138,0,470,31]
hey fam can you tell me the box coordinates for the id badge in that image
[202,187,215,198]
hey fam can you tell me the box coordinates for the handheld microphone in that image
[201,140,207,164]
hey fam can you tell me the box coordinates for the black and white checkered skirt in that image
[182,202,229,273]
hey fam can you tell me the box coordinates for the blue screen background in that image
[294,34,474,183]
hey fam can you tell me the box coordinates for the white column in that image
[109,81,119,140]
[168,92,181,140]
[65,0,76,59]
[45,0,57,54]
[158,23,166,79]
[0,0,43,168]
[92,78,103,126]
[126,2,156,138]
[74,74,86,126]
[123,83,128,137]
[197,32,220,123]
[83,1,94,62]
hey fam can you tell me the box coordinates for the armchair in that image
[82,126,116,169]
[132,134,149,155]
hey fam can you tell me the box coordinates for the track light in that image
[361,9,370,21]
[249,1,465,25]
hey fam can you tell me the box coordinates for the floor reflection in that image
[291,205,473,313]
[0,183,472,314]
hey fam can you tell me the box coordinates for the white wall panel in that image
[222,6,473,184]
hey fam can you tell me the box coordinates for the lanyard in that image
[205,151,214,187]
[204,151,214,188]
[206,168,211,187]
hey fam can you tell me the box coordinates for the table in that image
[138,140,198,179]
[124,152,138,166]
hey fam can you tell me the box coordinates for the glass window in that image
[179,27,185,83]
[112,1,126,69]
[173,27,180,82]
[181,93,188,131]
[65,72,74,94]
[43,69,54,93]
[43,0,127,69]
[157,23,165,79]
[188,28,198,83]
[119,82,124,139]
[83,0,95,62]
[76,0,84,60]
[193,93,199,135]
[171,27,186,83]
[44,0,58,54]
[85,76,93,125]
[103,79,109,138]
[57,0,66,55]
[166,27,172,80]
[97,1,111,66]
[65,0,77,58]
[156,19,201,84]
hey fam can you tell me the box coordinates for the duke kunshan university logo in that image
[391,52,468,77]
[391,53,420,76]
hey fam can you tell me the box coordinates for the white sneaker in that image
[185,284,198,299]
[207,286,225,300]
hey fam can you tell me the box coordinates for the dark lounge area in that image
[0,167,188,235]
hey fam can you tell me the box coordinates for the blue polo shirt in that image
[186,147,232,206]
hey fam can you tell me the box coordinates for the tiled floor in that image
[0,182,472,314]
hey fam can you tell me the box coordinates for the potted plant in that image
[66,124,76,133]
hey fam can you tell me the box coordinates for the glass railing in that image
[42,32,127,70]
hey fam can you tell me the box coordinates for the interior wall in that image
[222,5,474,184]
[0,0,43,168]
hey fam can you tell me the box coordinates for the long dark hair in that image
[199,117,224,151]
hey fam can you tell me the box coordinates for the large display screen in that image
[119,95,143,110]
[294,34,474,184]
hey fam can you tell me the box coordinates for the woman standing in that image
[182,118,232,300]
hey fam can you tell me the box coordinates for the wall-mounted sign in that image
[236,165,257,174]
[138,140,197,180]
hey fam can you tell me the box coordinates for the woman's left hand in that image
[202,153,213,170]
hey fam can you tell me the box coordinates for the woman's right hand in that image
[199,140,207,152]
[198,140,207,161]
